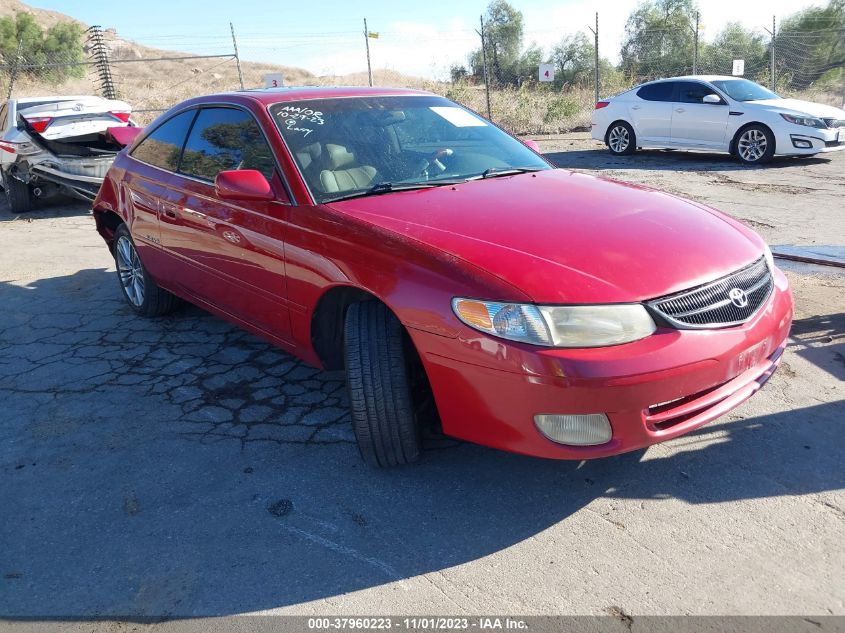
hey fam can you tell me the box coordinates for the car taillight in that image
[0,141,16,154]
[594,101,610,109]
[110,111,131,123]
[24,116,53,133]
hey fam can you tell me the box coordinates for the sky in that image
[29,0,822,80]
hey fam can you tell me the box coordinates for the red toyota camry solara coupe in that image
[92,87,793,467]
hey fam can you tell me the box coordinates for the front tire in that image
[735,125,775,164]
[113,224,177,317]
[606,121,636,155]
[344,301,422,467]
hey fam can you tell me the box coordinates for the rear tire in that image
[4,173,32,214]
[113,224,177,317]
[344,301,422,467]
[606,121,636,156]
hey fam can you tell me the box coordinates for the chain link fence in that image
[1,11,842,133]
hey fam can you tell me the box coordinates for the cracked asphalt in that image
[1,140,843,619]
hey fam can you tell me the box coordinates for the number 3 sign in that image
[264,73,285,88]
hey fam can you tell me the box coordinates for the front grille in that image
[822,118,845,128]
[648,256,773,328]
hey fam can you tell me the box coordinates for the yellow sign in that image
[367,31,379,39]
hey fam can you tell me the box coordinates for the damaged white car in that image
[0,95,139,213]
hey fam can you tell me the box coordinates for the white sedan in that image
[591,75,845,164]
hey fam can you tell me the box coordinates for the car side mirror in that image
[215,169,274,201]
[522,138,541,152]
[703,94,722,104]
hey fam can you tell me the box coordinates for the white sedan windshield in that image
[710,79,779,102]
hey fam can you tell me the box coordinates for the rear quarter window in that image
[179,107,275,182]
[636,82,675,102]
[130,109,196,172]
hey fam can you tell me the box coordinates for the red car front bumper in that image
[410,268,793,459]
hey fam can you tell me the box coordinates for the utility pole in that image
[764,16,776,91]
[477,15,492,119]
[692,11,699,75]
[364,18,373,87]
[587,13,599,104]
[230,22,244,90]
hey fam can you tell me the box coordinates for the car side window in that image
[636,82,675,102]
[131,110,196,172]
[677,82,722,104]
[179,107,275,182]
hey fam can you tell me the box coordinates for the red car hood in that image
[327,169,765,303]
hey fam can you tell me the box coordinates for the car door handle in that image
[675,107,685,113]
[631,105,641,110]
[181,207,209,221]
[160,203,178,219]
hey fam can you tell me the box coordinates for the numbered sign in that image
[264,73,285,88]
[732,60,745,76]
[539,63,554,82]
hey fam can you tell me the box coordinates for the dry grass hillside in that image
[2,1,433,125]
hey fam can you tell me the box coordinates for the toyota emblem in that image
[728,288,749,308]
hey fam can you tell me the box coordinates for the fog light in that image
[792,139,812,149]
[534,413,612,446]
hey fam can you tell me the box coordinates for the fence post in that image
[770,15,776,91]
[693,11,699,75]
[87,26,117,99]
[478,15,492,120]
[594,13,599,103]
[587,13,599,104]
[364,18,373,87]
[6,39,23,100]
[230,22,245,90]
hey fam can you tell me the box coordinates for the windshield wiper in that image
[323,180,456,203]
[467,166,546,181]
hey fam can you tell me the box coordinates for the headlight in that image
[780,113,827,129]
[763,243,775,271]
[452,298,656,348]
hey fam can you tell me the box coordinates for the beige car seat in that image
[318,144,379,193]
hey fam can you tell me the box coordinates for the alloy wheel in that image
[608,126,630,153]
[116,235,145,307]
[738,129,768,162]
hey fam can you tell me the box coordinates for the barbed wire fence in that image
[0,12,842,134]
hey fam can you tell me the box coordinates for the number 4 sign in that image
[264,73,285,88]
[539,63,554,82]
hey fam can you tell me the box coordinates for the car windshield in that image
[710,79,779,102]
[269,95,549,203]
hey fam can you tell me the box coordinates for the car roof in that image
[644,75,743,84]
[232,85,433,105]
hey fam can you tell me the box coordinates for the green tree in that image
[551,33,594,86]
[775,0,845,90]
[469,0,524,86]
[0,12,84,82]
[699,23,768,77]
[620,0,698,80]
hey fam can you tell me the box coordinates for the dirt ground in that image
[0,138,843,621]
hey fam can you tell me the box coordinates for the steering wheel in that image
[412,148,454,179]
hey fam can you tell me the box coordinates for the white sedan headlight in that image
[452,298,656,348]
[780,113,827,129]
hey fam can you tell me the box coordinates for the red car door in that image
[156,106,294,344]
[122,108,197,280]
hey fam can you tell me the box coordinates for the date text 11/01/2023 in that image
[307,617,529,630]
